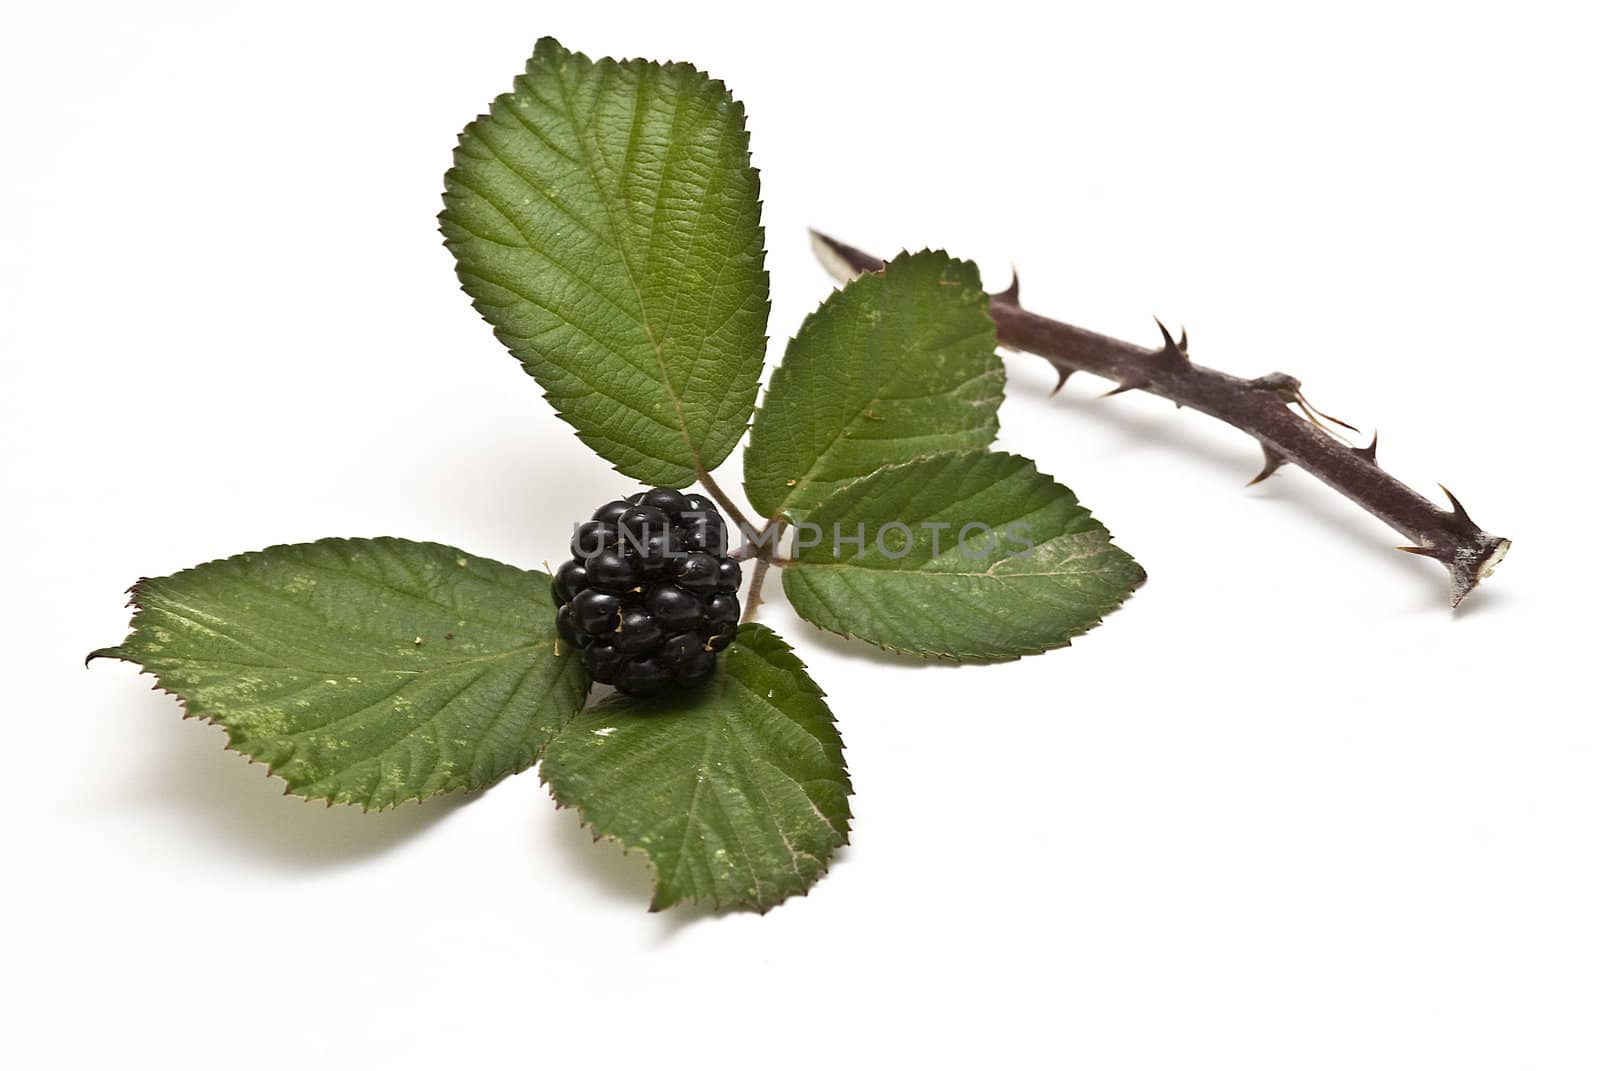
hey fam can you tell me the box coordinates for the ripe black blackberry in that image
[553,488,742,697]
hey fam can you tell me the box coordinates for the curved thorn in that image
[1049,366,1074,396]
[1153,317,1190,368]
[1354,431,1379,463]
[1438,483,1476,527]
[1178,324,1189,355]
[1154,316,1177,348]
[1100,379,1148,398]
[1246,444,1287,486]
[1397,545,1436,557]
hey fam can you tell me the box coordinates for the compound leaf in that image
[743,250,1002,521]
[783,450,1144,661]
[92,538,590,809]
[441,36,769,487]
[541,624,850,912]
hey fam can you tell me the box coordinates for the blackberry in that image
[553,487,742,697]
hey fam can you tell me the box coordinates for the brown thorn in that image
[1438,484,1476,528]
[1100,379,1149,398]
[1049,366,1074,396]
[1354,431,1379,464]
[1153,317,1188,365]
[1246,444,1288,486]
[1397,545,1437,557]
[1154,316,1178,350]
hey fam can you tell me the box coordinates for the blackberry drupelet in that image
[553,487,742,696]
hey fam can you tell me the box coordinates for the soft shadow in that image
[1450,583,1513,620]
[1247,475,1441,601]
[542,808,721,935]
[1013,378,1256,475]
[424,434,612,544]
[543,804,657,905]
[540,793,849,936]
[654,898,725,938]
[114,693,469,871]
[652,845,858,939]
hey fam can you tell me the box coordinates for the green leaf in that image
[743,249,1003,521]
[91,538,590,809]
[782,451,1144,662]
[540,624,850,913]
[440,37,769,488]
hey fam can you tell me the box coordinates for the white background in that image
[4,2,1596,1067]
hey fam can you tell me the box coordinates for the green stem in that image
[737,518,787,621]
[695,469,753,535]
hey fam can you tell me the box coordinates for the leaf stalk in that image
[696,468,753,534]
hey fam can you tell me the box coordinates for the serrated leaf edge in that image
[439,36,770,488]
[780,563,1145,664]
[89,537,590,812]
[538,625,852,914]
[778,450,1148,663]
[744,248,1002,522]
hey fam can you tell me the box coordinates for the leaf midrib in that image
[135,643,547,680]
[766,354,1000,520]
[554,58,703,476]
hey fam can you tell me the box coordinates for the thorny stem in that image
[811,231,1510,607]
